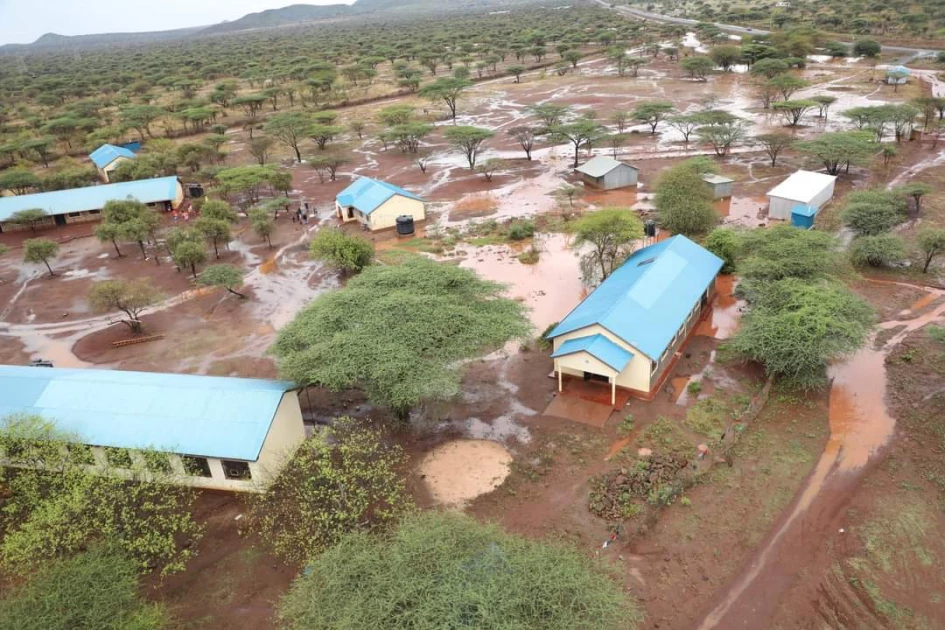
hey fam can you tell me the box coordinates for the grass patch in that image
[862,499,935,574]
[635,417,695,459]
[683,398,731,440]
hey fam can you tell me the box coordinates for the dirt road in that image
[695,283,945,629]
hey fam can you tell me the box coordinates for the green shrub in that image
[309,228,374,273]
[704,227,741,273]
[0,547,169,630]
[850,234,906,267]
[278,512,641,630]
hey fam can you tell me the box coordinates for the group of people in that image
[292,202,312,225]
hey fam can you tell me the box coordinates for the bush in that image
[0,547,169,630]
[730,278,873,388]
[850,234,906,267]
[655,159,718,236]
[704,227,741,273]
[738,225,838,282]
[506,219,536,240]
[278,512,641,630]
[248,418,411,563]
[309,228,374,273]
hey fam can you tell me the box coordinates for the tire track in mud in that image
[696,284,945,629]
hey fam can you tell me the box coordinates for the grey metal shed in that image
[701,173,735,199]
[576,156,639,190]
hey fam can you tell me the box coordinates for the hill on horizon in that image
[0,0,549,52]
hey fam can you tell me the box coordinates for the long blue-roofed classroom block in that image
[335,176,424,215]
[548,235,723,361]
[89,143,137,169]
[0,366,295,461]
[0,176,180,223]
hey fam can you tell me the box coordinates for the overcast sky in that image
[0,0,353,45]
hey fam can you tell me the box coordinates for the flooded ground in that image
[418,439,513,508]
[455,233,586,331]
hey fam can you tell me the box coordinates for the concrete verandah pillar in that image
[611,377,616,406]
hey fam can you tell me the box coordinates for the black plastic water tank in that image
[396,215,415,236]
[644,220,657,237]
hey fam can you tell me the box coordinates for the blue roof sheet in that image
[551,334,634,372]
[89,143,137,168]
[0,176,179,222]
[335,177,424,216]
[0,366,294,461]
[548,235,723,360]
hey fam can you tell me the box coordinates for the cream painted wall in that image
[65,392,306,493]
[555,352,617,381]
[100,157,132,182]
[171,180,185,210]
[551,324,654,392]
[367,195,425,231]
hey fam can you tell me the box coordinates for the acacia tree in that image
[198,264,247,298]
[248,418,410,563]
[529,103,570,129]
[265,112,312,163]
[88,279,163,334]
[9,208,48,232]
[655,159,718,236]
[772,99,817,126]
[418,77,472,120]
[443,126,494,169]
[278,512,640,630]
[918,227,945,273]
[666,113,702,143]
[99,199,160,259]
[632,102,675,134]
[248,208,275,248]
[270,258,530,420]
[895,182,933,215]
[755,132,794,166]
[730,278,873,388]
[507,125,538,160]
[22,238,59,277]
[549,119,601,168]
[572,208,643,284]
[795,131,875,175]
[172,241,208,278]
[681,56,715,81]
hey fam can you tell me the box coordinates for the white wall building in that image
[766,170,837,221]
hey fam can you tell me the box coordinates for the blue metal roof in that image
[551,334,634,372]
[335,177,424,216]
[0,176,180,222]
[0,366,294,461]
[89,144,137,168]
[547,235,723,360]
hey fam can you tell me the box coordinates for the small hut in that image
[701,173,735,199]
[575,156,639,190]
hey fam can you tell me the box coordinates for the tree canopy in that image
[571,208,643,284]
[248,418,409,563]
[655,158,718,236]
[309,228,375,273]
[0,547,169,630]
[270,258,531,418]
[278,511,641,630]
[88,279,163,334]
[0,414,201,576]
[729,279,873,389]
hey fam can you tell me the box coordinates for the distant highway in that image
[591,0,941,60]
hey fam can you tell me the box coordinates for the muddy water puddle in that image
[419,439,513,508]
[456,233,585,331]
[696,275,742,340]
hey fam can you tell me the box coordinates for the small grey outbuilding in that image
[701,173,734,199]
[575,156,639,190]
